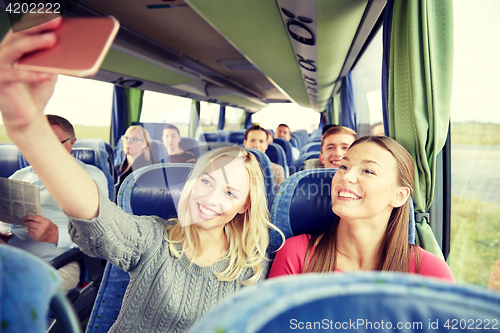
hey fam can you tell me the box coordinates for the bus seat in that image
[88,163,194,333]
[73,138,113,163]
[290,134,300,150]
[273,138,294,169]
[0,244,80,333]
[48,248,105,333]
[300,142,321,154]
[266,129,274,137]
[85,260,130,333]
[149,139,169,164]
[244,148,275,207]
[199,132,218,142]
[187,272,500,333]
[290,152,321,175]
[307,129,323,143]
[228,131,245,145]
[0,143,24,178]
[268,169,416,259]
[117,163,194,219]
[266,143,289,178]
[179,137,200,158]
[217,130,230,142]
[71,148,114,201]
[303,158,322,170]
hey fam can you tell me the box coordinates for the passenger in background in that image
[275,124,300,160]
[266,130,273,145]
[243,125,285,190]
[319,126,357,169]
[269,136,454,283]
[162,124,196,163]
[114,126,152,200]
[0,115,108,292]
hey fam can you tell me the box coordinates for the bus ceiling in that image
[0,0,386,113]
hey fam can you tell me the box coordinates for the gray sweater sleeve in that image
[67,186,168,272]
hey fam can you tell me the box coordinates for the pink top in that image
[268,234,455,283]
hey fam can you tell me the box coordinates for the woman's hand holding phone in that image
[0,14,61,133]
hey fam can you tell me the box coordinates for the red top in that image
[268,234,455,283]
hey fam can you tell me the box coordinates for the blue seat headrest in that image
[290,151,321,175]
[179,137,200,158]
[199,132,218,142]
[117,163,194,220]
[265,143,288,177]
[0,144,24,178]
[228,132,245,145]
[273,138,293,167]
[187,272,500,333]
[301,142,321,154]
[244,148,275,206]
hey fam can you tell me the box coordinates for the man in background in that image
[0,115,108,292]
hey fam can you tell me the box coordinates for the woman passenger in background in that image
[114,125,152,201]
[162,124,196,163]
[269,136,454,283]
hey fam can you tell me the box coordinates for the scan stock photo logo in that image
[2,0,80,32]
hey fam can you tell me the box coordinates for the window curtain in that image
[331,92,341,125]
[110,86,144,148]
[340,72,357,131]
[383,0,454,258]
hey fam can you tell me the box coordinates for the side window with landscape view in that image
[447,0,500,290]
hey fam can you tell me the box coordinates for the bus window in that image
[140,91,192,137]
[223,106,246,131]
[350,28,383,136]
[0,75,113,143]
[251,104,320,134]
[447,0,500,289]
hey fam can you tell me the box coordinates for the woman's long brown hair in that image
[302,136,420,273]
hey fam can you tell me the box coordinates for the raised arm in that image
[0,14,99,219]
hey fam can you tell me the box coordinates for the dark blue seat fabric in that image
[73,138,113,163]
[140,122,168,142]
[217,130,230,142]
[290,151,321,175]
[273,138,294,169]
[88,163,194,333]
[269,169,415,258]
[117,163,194,219]
[0,144,24,178]
[289,134,300,150]
[199,132,218,142]
[244,148,275,207]
[179,137,200,158]
[72,148,114,201]
[228,131,245,145]
[307,129,322,143]
[265,143,288,178]
[188,272,500,333]
[300,142,321,154]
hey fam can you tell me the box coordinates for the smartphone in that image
[15,17,120,77]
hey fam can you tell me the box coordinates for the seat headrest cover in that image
[269,169,337,255]
[117,163,194,220]
[187,272,500,333]
[0,144,22,178]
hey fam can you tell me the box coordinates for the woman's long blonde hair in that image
[304,136,419,273]
[166,146,283,284]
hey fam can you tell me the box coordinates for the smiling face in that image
[187,155,250,231]
[319,133,356,169]
[331,142,409,223]
[243,130,268,152]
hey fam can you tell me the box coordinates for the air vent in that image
[218,59,256,70]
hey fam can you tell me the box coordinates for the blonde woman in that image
[0,16,283,333]
[114,125,152,200]
[269,136,454,282]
